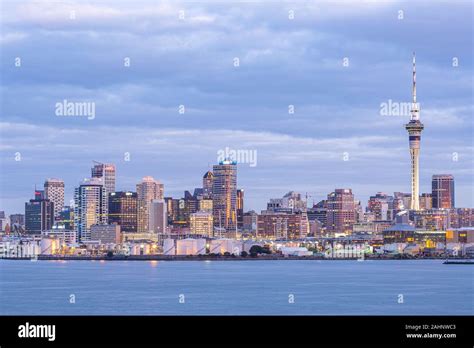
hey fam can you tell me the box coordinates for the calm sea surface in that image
[0,259,472,315]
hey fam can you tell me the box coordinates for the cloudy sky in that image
[0,0,472,214]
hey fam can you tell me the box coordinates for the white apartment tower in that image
[74,178,108,242]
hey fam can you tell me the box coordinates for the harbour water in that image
[0,259,472,315]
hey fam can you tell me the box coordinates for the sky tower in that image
[405,53,424,210]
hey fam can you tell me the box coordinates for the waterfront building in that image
[382,224,445,249]
[432,174,455,209]
[326,189,356,236]
[74,178,108,242]
[257,211,309,240]
[413,209,449,231]
[42,227,77,244]
[405,53,424,210]
[90,224,121,244]
[108,191,138,233]
[446,227,474,243]
[44,178,65,218]
[212,159,237,235]
[91,161,116,195]
[190,211,213,237]
[176,238,207,255]
[25,191,54,235]
[136,176,164,233]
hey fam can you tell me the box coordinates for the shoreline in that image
[1,255,472,262]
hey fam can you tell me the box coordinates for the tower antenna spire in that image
[411,52,419,120]
[405,52,424,211]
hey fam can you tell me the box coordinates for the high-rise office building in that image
[74,178,108,242]
[432,174,455,209]
[203,170,214,197]
[149,199,167,236]
[414,209,449,231]
[237,189,244,229]
[25,191,54,234]
[136,176,164,233]
[184,190,199,224]
[44,178,65,218]
[91,161,116,195]
[405,53,424,210]
[326,189,356,236]
[212,159,237,234]
[108,191,138,233]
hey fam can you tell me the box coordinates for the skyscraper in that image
[108,191,138,232]
[326,189,356,236]
[74,178,108,242]
[44,178,65,218]
[91,161,116,195]
[25,191,54,234]
[405,53,424,210]
[432,174,455,209]
[203,170,214,198]
[212,159,237,234]
[136,176,164,233]
[237,189,244,229]
[149,199,167,236]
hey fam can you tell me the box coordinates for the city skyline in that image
[0,157,465,216]
[1,0,473,214]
